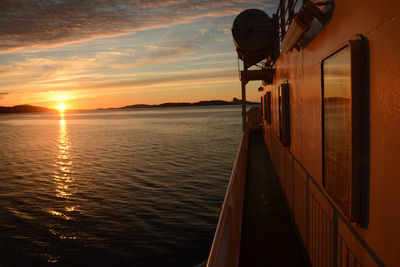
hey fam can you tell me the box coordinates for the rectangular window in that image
[322,36,369,223]
[323,46,352,216]
[263,91,272,125]
[279,83,290,146]
[260,95,265,120]
[266,91,272,125]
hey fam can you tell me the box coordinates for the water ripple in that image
[0,106,244,266]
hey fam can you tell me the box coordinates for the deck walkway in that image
[239,130,309,267]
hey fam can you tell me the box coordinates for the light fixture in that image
[281,0,325,53]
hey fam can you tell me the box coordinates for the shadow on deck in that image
[239,130,309,267]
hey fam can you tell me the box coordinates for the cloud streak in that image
[0,0,276,107]
[25,68,238,93]
[84,68,237,90]
[0,0,272,52]
[0,92,9,99]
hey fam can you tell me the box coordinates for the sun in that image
[56,104,67,112]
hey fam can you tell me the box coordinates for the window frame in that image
[262,95,265,121]
[264,91,272,125]
[279,83,290,147]
[321,35,369,224]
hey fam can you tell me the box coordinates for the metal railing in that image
[207,129,249,267]
[265,127,385,267]
[276,0,304,46]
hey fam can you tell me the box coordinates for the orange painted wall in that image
[262,0,400,266]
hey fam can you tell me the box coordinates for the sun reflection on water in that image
[54,117,74,201]
[48,115,79,243]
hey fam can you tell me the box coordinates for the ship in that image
[207,0,400,266]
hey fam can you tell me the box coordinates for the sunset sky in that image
[0,0,278,110]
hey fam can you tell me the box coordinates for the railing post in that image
[306,174,309,250]
[280,0,286,40]
[292,155,295,211]
[288,0,294,24]
[333,210,338,267]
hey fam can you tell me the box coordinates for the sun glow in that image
[57,104,67,112]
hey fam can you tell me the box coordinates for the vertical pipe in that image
[241,81,247,131]
[241,64,248,132]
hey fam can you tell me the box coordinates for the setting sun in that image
[57,104,67,112]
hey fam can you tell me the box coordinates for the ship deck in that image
[239,130,309,266]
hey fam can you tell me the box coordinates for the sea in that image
[0,105,244,266]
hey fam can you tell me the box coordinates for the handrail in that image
[265,128,385,266]
[207,129,249,267]
[276,0,303,45]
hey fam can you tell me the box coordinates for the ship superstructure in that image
[208,0,400,266]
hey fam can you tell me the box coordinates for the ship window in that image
[279,83,290,146]
[261,96,264,119]
[267,91,272,125]
[322,36,369,223]
[323,46,352,216]
[264,91,272,125]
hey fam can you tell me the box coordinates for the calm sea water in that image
[0,105,243,266]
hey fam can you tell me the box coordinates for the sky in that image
[0,0,278,110]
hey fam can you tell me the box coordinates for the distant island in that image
[0,98,259,114]
[106,98,259,110]
[0,105,53,114]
